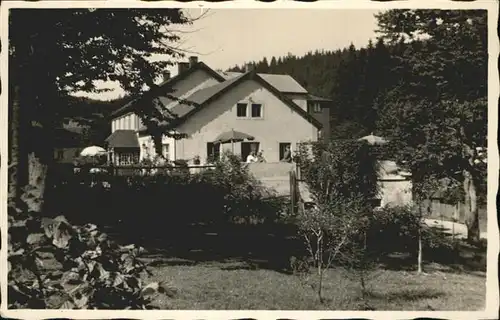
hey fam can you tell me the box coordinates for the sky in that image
[77,9,381,100]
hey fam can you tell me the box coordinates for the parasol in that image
[358,133,389,146]
[80,146,107,157]
[213,129,255,153]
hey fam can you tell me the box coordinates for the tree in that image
[375,10,487,242]
[9,8,192,212]
[7,8,196,309]
[294,141,379,303]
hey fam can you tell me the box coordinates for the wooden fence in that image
[422,199,488,232]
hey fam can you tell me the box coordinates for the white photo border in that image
[0,1,498,319]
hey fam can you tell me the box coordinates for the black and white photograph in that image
[1,0,498,318]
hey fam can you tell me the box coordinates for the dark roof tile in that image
[105,130,139,148]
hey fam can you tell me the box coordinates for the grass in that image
[143,258,486,310]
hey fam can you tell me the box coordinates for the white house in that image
[106,57,332,165]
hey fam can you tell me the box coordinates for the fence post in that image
[290,170,296,215]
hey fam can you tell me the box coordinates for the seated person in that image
[246,151,258,163]
[281,146,292,163]
[257,150,266,163]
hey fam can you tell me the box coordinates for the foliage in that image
[8,192,174,309]
[194,151,283,224]
[375,9,487,242]
[8,8,196,310]
[293,140,379,302]
[8,8,193,201]
[368,206,421,255]
[368,205,460,263]
[297,140,380,203]
[50,153,283,231]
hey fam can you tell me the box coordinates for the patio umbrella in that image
[214,129,255,153]
[358,133,389,146]
[80,146,107,157]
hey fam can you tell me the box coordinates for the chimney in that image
[189,56,199,67]
[178,62,189,75]
[245,63,255,73]
[162,70,171,82]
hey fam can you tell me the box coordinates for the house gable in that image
[175,77,321,162]
[173,71,323,130]
[110,62,226,119]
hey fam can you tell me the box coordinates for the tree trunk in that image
[416,198,427,273]
[8,85,21,204]
[463,169,480,242]
[417,227,423,273]
[317,233,323,303]
[22,153,49,213]
[317,265,323,303]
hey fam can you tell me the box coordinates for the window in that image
[241,142,260,161]
[279,143,292,161]
[369,198,382,209]
[251,104,262,118]
[237,103,247,117]
[162,143,170,160]
[56,149,64,160]
[118,152,139,166]
[313,103,321,113]
[317,129,323,140]
[207,142,221,163]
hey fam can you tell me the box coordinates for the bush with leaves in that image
[367,205,421,255]
[8,187,174,309]
[196,151,283,225]
[294,140,379,303]
[368,205,462,267]
[50,152,284,235]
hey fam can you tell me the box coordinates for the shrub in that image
[367,205,421,255]
[198,152,283,224]
[49,151,284,233]
[8,191,173,309]
[367,205,461,265]
[294,140,379,302]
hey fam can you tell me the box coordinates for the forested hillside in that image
[57,96,130,146]
[228,39,404,139]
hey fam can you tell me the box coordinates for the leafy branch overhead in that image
[9,8,197,140]
[10,9,190,94]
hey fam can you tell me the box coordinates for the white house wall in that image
[285,93,309,112]
[176,79,318,163]
[111,113,140,133]
[111,69,220,135]
[162,69,221,110]
[138,134,177,162]
[378,179,413,208]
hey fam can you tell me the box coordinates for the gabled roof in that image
[307,94,332,102]
[105,130,139,148]
[217,71,308,94]
[110,62,226,118]
[138,70,322,132]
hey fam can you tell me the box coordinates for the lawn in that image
[143,258,486,310]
